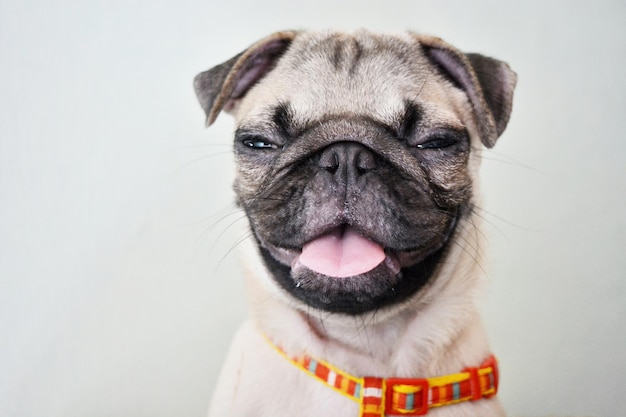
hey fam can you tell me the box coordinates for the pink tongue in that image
[299,228,386,278]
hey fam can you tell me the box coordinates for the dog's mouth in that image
[256,219,458,315]
[295,226,398,278]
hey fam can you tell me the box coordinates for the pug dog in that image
[194,29,516,417]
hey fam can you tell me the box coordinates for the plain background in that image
[1,0,625,416]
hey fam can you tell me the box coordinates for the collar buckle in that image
[384,377,429,416]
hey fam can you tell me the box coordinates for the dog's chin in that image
[257,239,452,315]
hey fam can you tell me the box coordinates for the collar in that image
[264,334,499,416]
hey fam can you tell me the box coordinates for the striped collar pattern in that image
[264,334,499,416]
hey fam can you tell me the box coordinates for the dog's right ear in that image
[194,31,298,126]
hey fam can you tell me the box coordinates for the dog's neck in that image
[253,289,490,378]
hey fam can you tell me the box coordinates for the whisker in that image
[171,151,234,176]
[183,202,240,227]
[212,230,254,277]
[473,205,537,232]
[174,142,232,150]
[473,148,538,172]
[205,212,250,261]
[194,209,246,254]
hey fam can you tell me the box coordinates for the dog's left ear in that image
[416,35,517,148]
[194,31,298,126]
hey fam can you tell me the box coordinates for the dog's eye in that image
[416,135,459,150]
[242,137,278,150]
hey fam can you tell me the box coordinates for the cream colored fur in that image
[202,30,512,417]
[208,213,504,417]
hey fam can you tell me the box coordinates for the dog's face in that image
[195,30,516,315]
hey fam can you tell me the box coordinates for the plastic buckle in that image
[480,355,499,398]
[385,378,429,416]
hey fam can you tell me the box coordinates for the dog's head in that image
[194,30,516,315]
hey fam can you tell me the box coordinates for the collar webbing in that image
[264,334,499,416]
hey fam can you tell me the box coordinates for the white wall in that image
[1,1,624,416]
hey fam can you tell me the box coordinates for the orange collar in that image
[264,335,499,416]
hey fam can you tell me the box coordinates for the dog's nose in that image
[317,142,377,184]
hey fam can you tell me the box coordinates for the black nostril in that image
[356,149,377,173]
[318,149,340,174]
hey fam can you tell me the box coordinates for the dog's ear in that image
[416,35,517,148]
[194,31,298,126]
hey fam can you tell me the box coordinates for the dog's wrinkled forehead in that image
[195,29,516,148]
[235,31,459,128]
